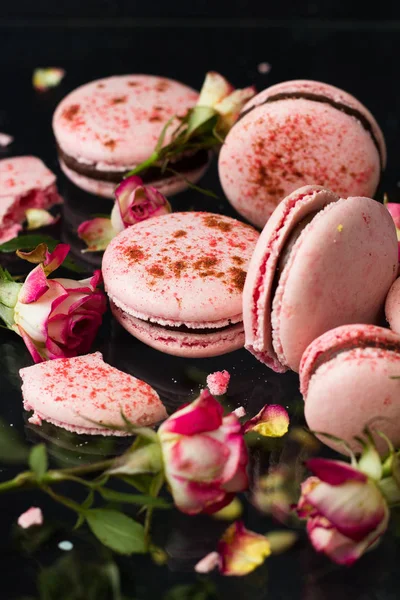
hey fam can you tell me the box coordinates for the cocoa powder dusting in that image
[124,245,146,262]
[232,256,244,265]
[203,216,232,232]
[229,267,247,291]
[173,260,186,278]
[149,265,165,277]
[173,230,187,238]
[111,96,127,104]
[104,139,117,150]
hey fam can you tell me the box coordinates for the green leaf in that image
[0,234,58,253]
[98,487,171,508]
[119,474,153,493]
[85,509,146,555]
[29,443,48,479]
[0,235,83,273]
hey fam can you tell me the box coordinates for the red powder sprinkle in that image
[62,104,80,121]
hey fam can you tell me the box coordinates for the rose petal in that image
[33,68,65,91]
[25,209,58,231]
[159,390,223,436]
[218,521,271,576]
[195,551,221,574]
[43,244,70,274]
[0,133,13,147]
[306,458,367,485]
[17,266,49,304]
[17,326,46,363]
[243,404,289,437]
[214,86,257,130]
[197,72,234,108]
[77,218,116,252]
[18,507,43,529]
[167,475,228,514]
[167,435,230,481]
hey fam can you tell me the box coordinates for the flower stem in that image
[0,471,33,493]
[41,485,84,514]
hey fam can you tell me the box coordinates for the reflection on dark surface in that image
[1,13,400,600]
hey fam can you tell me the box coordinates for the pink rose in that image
[13,244,106,362]
[296,458,389,565]
[158,390,249,515]
[111,175,171,233]
[78,176,171,252]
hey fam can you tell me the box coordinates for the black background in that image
[1,1,400,599]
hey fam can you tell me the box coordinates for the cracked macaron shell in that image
[102,212,260,327]
[299,324,400,454]
[218,79,385,228]
[243,186,399,373]
[20,352,167,435]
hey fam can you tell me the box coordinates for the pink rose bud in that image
[296,458,389,566]
[112,175,172,233]
[158,389,249,515]
[196,72,256,133]
[13,244,107,362]
[18,507,43,529]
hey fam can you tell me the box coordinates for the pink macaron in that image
[243,185,398,373]
[20,352,167,435]
[102,212,259,357]
[300,324,400,454]
[385,277,400,334]
[0,156,62,243]
[53,75,208,199]
[219,80,386,228]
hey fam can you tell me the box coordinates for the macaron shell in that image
[304,345,400,455]
[20,352,167,435]
[243,185,340,372]
[102,212,259,325]
[219,98,381,228]
[299,323,400,396]
[242,79,386,166]
[60,158,209,199]
[272,197,398,372]
[385,276,400,334]
[53,75,199,167]
[111,302,245,358]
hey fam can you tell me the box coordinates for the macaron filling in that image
[238,91,382,167]
[308,338,400,382]
[57,146,209,185]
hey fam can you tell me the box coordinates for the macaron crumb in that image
[206,370,231,396]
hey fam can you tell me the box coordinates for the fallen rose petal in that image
[219,521,271,576]
[0,132,13,147]
[18,507,43,529]
[243,404,289,437]
[212,497,243,521]
[33,68,65,91]
[25,209,58,231]
[206,370,230,396]
[78,217,116,252]
[195,551,221,573]
[265,530,298,554]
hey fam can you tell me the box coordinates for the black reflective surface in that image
[1,10,400,599]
